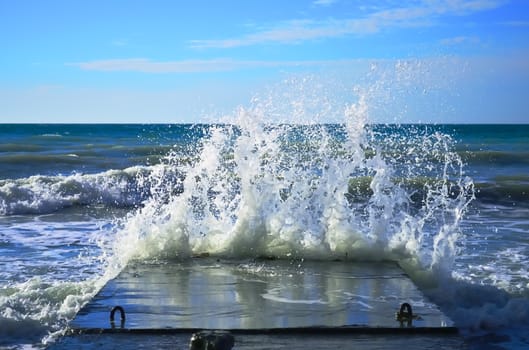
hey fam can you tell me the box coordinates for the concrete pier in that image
[50,258,464,349]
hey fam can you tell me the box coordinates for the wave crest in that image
[0,166,183,216]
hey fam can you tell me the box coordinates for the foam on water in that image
[0,165,182,215]
[0,278,97,346]
[0,213,124,348]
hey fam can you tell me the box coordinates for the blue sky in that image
[1,0,528,123]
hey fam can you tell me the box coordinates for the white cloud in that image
[72,58,233,73]
[0,84,255,123]
[71,58,275,73]
[111,39,128,47]
[312,0,337,6]
[190,0,505,48]
[440,35,480,46]
[190,18,377,49]
[500,20,529,27]
[435,0,506,14]
[69,58,357,73]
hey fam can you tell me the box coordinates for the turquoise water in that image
[1,122,528,349]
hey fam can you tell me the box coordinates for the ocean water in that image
[1,114,529,347]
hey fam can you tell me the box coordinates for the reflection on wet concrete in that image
[71,258,453,330]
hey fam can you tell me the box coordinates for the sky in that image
[1,0,528,124]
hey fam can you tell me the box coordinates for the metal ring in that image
[396,302,413,325]
[399,302,413,319]
[110,306,126,327]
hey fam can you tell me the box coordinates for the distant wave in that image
[0,153,91,165]
[347,176,529,206]
[1,169,527,216]
[474,179,529,205]
[0,143,45,152]
[0,144,193,180]
[459,150,529,166]
[0,166,184,215]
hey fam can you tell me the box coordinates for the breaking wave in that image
[111,93,474,275]
[0,165,184,216]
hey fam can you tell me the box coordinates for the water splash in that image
[0,276,103,348]
[111,83,474,278]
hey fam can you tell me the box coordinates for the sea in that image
[1,108,529,348]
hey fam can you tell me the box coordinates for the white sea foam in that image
[0,277,100,347]
[0,165,181,215]
[0,238,125,347]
